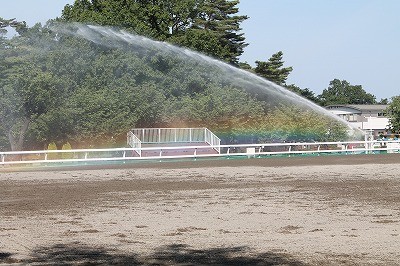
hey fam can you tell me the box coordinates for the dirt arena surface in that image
[1,154,400,265]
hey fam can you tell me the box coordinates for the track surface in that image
[1,153,399,265]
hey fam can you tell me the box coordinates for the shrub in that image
[47,142,58,160]
[61,142,73,159]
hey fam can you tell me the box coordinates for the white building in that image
[326,104,390,139]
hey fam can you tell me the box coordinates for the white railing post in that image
[174,129,177,142]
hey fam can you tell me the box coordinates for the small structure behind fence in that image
[127,128,221,156]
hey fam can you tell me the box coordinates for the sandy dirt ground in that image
[1,154,400,265]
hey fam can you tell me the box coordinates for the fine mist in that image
[0,22,363,150]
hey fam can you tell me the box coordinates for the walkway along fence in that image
[1,140,399,167]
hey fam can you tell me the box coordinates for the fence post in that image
[174,129,177,142]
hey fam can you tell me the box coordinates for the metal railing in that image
[204,128,221,153]
[127,131,142,157]
[1,140,399,167]
[129,127,221,153]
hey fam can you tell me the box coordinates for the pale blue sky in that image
[2,0,399,100]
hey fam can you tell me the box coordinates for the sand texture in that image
[1,154,400,265]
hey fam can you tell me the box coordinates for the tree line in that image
[0,1,399,151]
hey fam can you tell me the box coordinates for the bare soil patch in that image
[1,154,400,265]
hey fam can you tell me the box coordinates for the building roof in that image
[326,104,388,112]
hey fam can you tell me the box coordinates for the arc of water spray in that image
[53,23,364,139]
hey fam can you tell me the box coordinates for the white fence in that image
[1,140,399,167]
[127,131,142,157]
[128,128,221,154]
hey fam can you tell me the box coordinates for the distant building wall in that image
[326,104,390,139]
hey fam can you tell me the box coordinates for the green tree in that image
[387,96,400,133]
[1,22,354,150]
[62,0,170,39]
[0,25,71,150]
[188,0,248,64]
[286,84,320,104]
[47,141,58,159]
[61,142,73,159]
[238,61,252,71]
[318,79,376,106]
[378,98,389,104]
[254,51,293,86]
[62,0,248,64]
[0,68,63,151]
[0,17,27,35]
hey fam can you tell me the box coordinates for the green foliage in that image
[0,17,27,35]
[318,79,376,106]
[387,96,400,133]
[254,51,293,86]
[61,142,73,159]
[190,0,248,65]
[164,86,264,132]
[0,124,8,150]
[61,0,247,65]
[262,105,348,142]
[286,84,320,104]
[62,0,169,39]
[378,98,389,104]
[47,142,57,149]
[0,28,67,151]
[0,23,354,151]
[47,142,58,160]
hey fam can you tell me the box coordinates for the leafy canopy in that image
[61,0,248,65]
[387,96,400,133]
[0,23,351,150]
[318,79,376,106]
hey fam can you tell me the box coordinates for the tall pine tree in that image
[254,51,293,86]
[189,0,248,65]
[62,0,247,64]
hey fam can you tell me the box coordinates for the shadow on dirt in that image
[0,252,19,264]
[0,252,11,260]
[11,243,307,265]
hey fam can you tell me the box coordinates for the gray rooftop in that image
[326,104,388,112]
